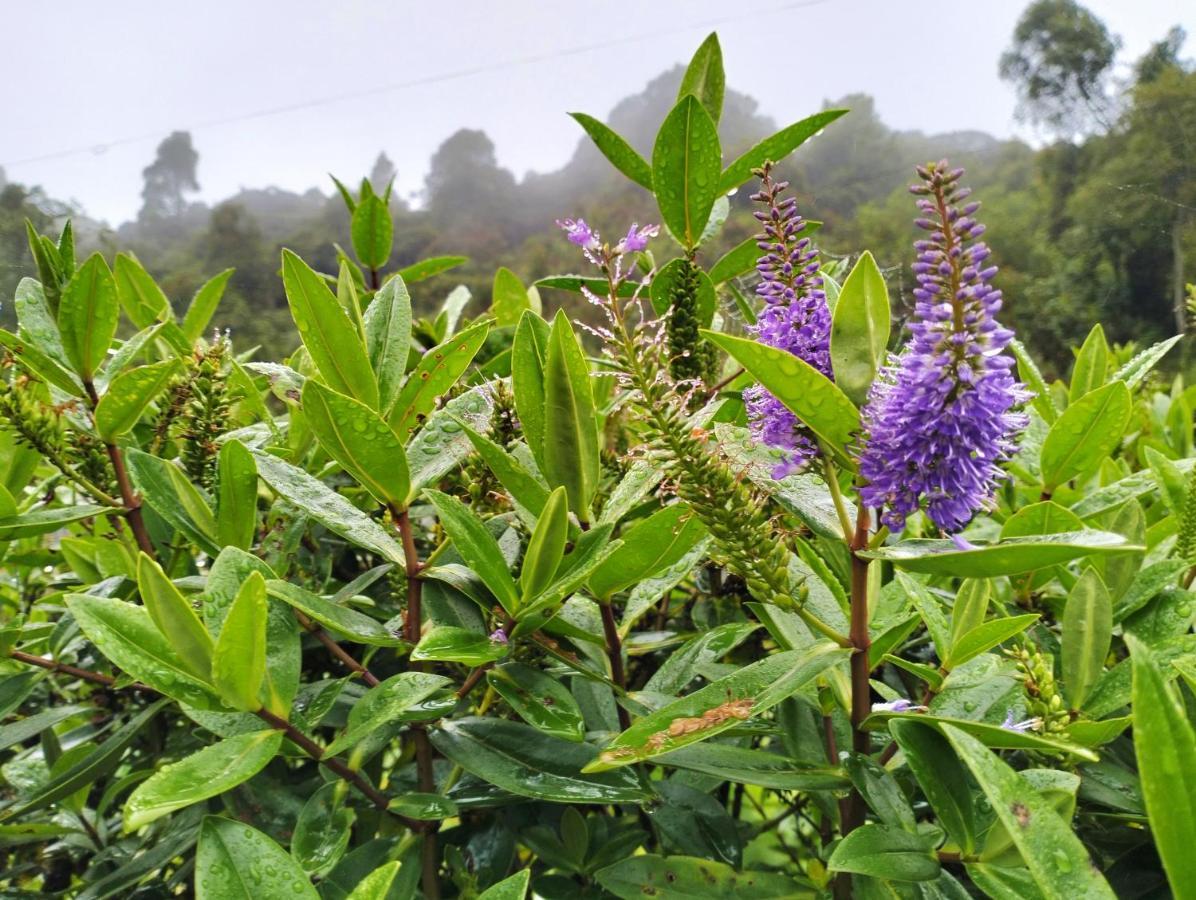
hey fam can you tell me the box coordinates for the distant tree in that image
[999,0,1120,137]
[139,131,200,221]
[369,152,397,194]
[1135,26,1188,85]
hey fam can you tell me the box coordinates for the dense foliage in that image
[2,28,1196,900]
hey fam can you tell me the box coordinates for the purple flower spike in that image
[858,161,1028,533]
[557,218,599,251]
[743,165,833,477]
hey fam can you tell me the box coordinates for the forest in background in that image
[1,1,1192,374]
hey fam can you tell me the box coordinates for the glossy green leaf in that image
[113,253,170,329]
[890,718,976,854]
[395,255,467,284]
[424,489,518,611]
[861,531,1139,577]
[512,310,549,464]
[828,823,939,882]
[124,730,282,830]
[324,671,451,756]
[703,330,859,468]
[1062,568,1112,708]
[830,251,890,405]
[389,320,489,442]
[942,725,1115,899]
[265,580,403,646]
[0,328,84,396]
[945,614,1039,670]
[717,108,848,194]
[492,267,536,327]
[869,711,1098,762]
[59,253,119,380]
[477,869,531,900]
[137,553,214,680]
[487,662,586,742]
[595,855,805,899]
[302,381,410,508]
[542,310,600,521]
[1040,381,1132,490]
[293,782,355,875]
[521,486,568,602]
[412,625,508,665]
[196,816,319,899]
[515,524,621,623]
[652,95,721,248]
[588,642,848,771]
[351,193,392,270]
[589,504,705,600]
[94,359,182,440]
[281,249,377,407]
[677,33,724,123]
[211,572,268,711]
[344,862,402,900]
[950,578,991,646]
[1111,334,1183,391]
[181,268,235,342]
[406,382,496,496]
[462,425,551,519]
[1129,636,1196,895]
[1069,323,1108,403]
[1010,339,1059,425]
[215,439,257,550]
[0,504,111,541]
[126,449,220,555]
[1001,501,1084,539]
[254,452,406,566]
[655,742,847,790]
[569,113,653,190]
[430,717,649,803]
[362,274,412,416]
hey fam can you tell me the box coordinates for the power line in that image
[1,0,839,170]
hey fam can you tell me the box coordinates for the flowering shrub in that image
[1,33,1194,900]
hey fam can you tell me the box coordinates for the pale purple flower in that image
[557,218,599,251]
[1001,710,1041,733]
[488,627,508,644]
[742,165,833,477]
[858,162,1028,533]
[871,698,928,713]
[618,223,659,254]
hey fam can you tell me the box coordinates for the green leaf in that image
[1040,381,1132,491]
[462,425,551,519]
[568,114,653,190]
[655,743,847,790]
[113,252,170,331]
[351,193,392,270]
[652,95,721,248]
[512,311,550,465]
[703,330,859,469]
[521,486,569,602]
[94,359,182,439]
[215,440,257,551]
[515,524,621,623]
[424,489,518,612]
[344,862,402,900]
[588,643,848,771]
[588,504,705,600]
[293,782,354,875]
[708,221,820,285]
[65,595,222,709]
[126,448,220,555]
[1061,568,1112,708]
[869,711,1098,762]
[389,320,489,442]
[181,268,235,342]
[265,580,403,646]
[211,572,268,711]
[137,553,215,680]
[492,267,535,327]
[950,578,991,646]
[0,328,84,397]
[1001,501,1084,539]
[0,504,111,541]
[388,792,458,821]
[1010,339,1059,425]
[843,753,917,830]
[324,671,451,756]
[281,249,377,408]
[487,662,586,742]
[827,823,939,882]
[542,310,601,520]
[1129,636,1196,895]
[411,625,508,666]
[830,251,890,405]
[946,614,1039,670]
[595,855,805,899]
[717,109,848,194]
[1111,334,1183,391]
[890,718,976,854]
[362,274,412,416]
[1069,324,1108,403]
[941,725,1115,899]
[406,383,497,496]
[534,275,640,299]
[677,32,725,123]
[58,253,119,381]
[861,531,1140,577]
[396,255,467,284]
[196,816,318,899]
[254,451,406,566]
[302,381,410,508]
[430,717,649,803]
[124,730,282,831]
[477,869,531,900]
[0,704,90,753]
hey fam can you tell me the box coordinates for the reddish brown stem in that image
[457,664,491,700]
[294,611,380,687]
[84,381,155,557]
[843,505,874,837]
[600,602,631,730]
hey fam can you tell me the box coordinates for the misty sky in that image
[2,0,1188,225]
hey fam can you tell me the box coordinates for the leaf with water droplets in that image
[861,531,1140,577]
[487,662,586,743]
[196,815,318,900]
[292,782,355,875]
[389,320,489,443]
[1039,381,1131,491]
[652,94,721,249]
[595,855,804,899]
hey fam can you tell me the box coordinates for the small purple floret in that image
[618,222,659,254]
[857,161,1028,533]
[556,218,599,250]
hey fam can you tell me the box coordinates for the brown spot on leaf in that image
[1011,801,1031,828]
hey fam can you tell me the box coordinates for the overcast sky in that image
[1,0,1188,224]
